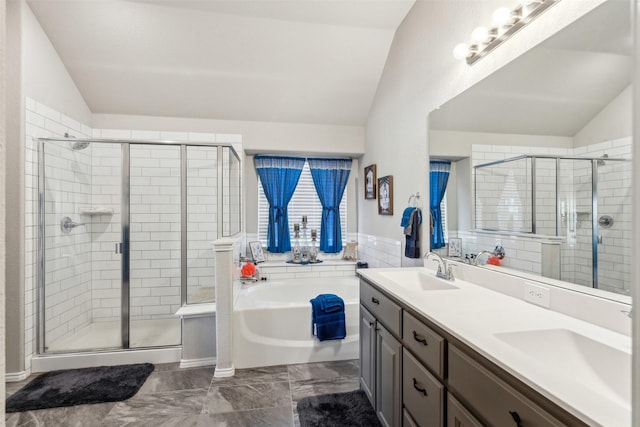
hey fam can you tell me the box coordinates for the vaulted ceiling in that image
[26,0,415,125]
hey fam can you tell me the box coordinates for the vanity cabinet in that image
[359,306,376,404]
[376,323,402,427]
[447,394,483,427]
[359,280,402,427]
[403,348,444,426]
[359,277,588,427]
[448,345,565,426]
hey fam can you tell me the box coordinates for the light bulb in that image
[452,43,470,60]
[491,7,513,27]
[471,26,490,44]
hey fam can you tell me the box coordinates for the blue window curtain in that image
[429,161,451,249]
[308,158,352,253]
[255,155,306,253]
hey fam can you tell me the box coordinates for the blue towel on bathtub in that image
[318,294,344,313]
[310,294,346,341]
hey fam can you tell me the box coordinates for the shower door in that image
[127,144,182,348]
[39,141,183,353]
[557,158,594,288]
[39,141,124,353]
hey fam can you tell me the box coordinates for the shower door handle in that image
[115,243,122,254]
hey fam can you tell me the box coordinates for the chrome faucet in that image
[423,251,454,281]
[472,250,494,266]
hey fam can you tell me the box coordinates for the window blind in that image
[441,189,449,243]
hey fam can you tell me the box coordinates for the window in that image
[258,161,347,249]
[441,189,449,243]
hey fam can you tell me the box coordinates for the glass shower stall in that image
[36,138,241,354]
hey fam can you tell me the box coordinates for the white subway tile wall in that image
[254,262,357,281]
[470,139,632,294]
[187,146,219,304]
[24,98,243,369]
[25,101,93,368]
[357,233,402,268]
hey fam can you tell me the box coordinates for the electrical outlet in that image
[524,282,550,308]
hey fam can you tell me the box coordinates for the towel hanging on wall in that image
[405,207,422,259]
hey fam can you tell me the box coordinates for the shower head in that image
[71,141,90,151]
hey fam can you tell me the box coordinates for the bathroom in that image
[1,0,638,425]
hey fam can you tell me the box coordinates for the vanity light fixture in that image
[453,0,560,65]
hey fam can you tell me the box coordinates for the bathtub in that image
[233,276,360,369]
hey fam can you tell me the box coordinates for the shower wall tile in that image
[188,132,216,142]
[132,130,162,140]
[24,98,93,370]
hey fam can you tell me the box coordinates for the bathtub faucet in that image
[472,250,494,266]
[423,252,454,281]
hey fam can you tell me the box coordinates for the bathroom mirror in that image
[428,0,632,301]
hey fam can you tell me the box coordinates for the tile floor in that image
[6,359,360,426]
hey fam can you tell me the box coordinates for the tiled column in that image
[212,237,235,377]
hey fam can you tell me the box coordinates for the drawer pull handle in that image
[412,331,428,346]
[509,411,523,427]
[412,378,428,396]
[371,297,380,305]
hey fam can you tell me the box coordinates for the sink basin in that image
[379,270,459,291]
[495,329,630,406]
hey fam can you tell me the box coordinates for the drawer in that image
[403,311,445,379]
[360,279,401,336]
[447,394,484,427]
[448,345,565,427]
[403,348,444,427]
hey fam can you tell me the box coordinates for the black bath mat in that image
[297,389,381,427]
[6,363,154,412]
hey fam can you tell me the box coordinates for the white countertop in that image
[357,267,631,427]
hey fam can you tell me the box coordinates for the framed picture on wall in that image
[448,238,462,257]
[364,164,377,200]
[249,241,266,263]
[378,175,393,215]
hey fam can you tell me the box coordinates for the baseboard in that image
[6,370,31,382]
[180,357,216,369]
[214,365,235,377]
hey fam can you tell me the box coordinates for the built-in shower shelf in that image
[79,207,114,215]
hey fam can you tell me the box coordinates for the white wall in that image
[1,0,7,405]
[92,114,365,156]
[22,2,90,124]
[360,0,607,247]
[574,84,632,147]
